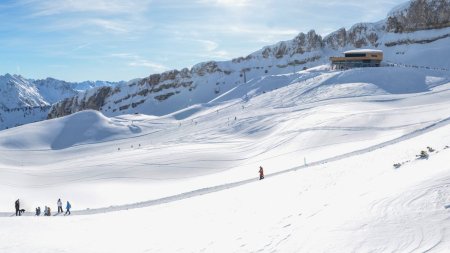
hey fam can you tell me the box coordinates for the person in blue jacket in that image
[65,201,71,216]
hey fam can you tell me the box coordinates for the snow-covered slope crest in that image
[210,66,449,105]
[48,0,450,120]
[0,110,138,150]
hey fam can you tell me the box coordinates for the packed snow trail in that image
[0,124,449,253]
[1,114,449,217]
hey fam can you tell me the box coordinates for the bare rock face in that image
[347,23,380,48]
[48,86,112,119]
[323,28,347,50]
[324,23,381,50]
[259,29,323,59]
[290,30,323,55]
[386,0,450,33]
[191,61,222,76]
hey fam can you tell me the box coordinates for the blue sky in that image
[0,0,406,82]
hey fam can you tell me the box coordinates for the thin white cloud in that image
[109,53,169,72]
[88,19,128,33]
[196,39,219,52]
[72,43,91,51]
[20,0,151,16]
[16,0,153,36]
[197,0,254,7]
[128,60,168,72]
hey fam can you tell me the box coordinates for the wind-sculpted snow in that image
[319,67,448,94]
[0,69,449,208]
[0,110,137,150]
[1,72,450,252]
[0,101,449,252]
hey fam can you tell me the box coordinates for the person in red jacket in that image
[259,166,264,180]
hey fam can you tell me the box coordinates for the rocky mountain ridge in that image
[47,0,450,120]
[2,0,449,129]
[0,74,123,129]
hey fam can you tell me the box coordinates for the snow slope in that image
[0,66,449,208]
[0,69,449,252]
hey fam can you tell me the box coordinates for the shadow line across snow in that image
[1,115,449,217]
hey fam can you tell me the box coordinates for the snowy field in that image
[1,66,450,252]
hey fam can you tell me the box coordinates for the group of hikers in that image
[14,198,71,216]
[12,167,265,217]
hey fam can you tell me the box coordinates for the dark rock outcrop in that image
[48,86,112,119]
[386,0,450,33]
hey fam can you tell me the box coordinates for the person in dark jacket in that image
[35,207,41,216]
[15,199,20,216]
[65,201,71,215]
[259,166,264,180]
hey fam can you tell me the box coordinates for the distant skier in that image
[57,198,63,213]
[259,166,264,180]
[65,201,71,216]
[15,199,20,216]
[35,207,41,216]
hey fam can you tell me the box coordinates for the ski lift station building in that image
[330,49,383,69]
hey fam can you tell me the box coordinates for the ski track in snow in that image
[1,114,448,217]
[0,61,450,252]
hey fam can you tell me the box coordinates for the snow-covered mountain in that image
[1,1,450,252]
[48,0,450,120]
[0,75,124,129]
[1,59,450,253]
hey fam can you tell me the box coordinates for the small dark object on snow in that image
[259,166,264,180]
[417,150,429,159]
[427,146,435,152]
[393,163,401,169]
